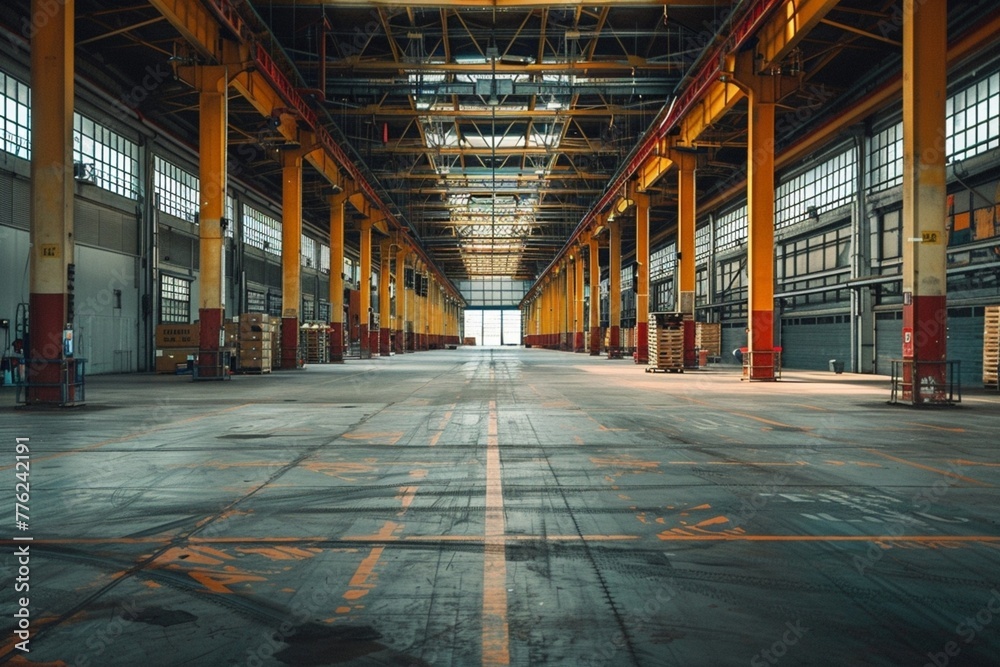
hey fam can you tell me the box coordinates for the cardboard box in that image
[155,347,197,373]
[156,324,200,348]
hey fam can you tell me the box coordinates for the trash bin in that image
[829,359,844,374]
[699,349,709,367]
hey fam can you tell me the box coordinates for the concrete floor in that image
[2,347,1000,666]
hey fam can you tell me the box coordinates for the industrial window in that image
[154,156,199,222]
[695,223,711,262]
[267,292,282,317]
[319,244,331,273]
[458,277,528,307]
[159,274,191,323]
[0,71,31,160]
[696,266,709,307]
[302,297,315,321]
[246,289,266,313]
[652,280,673,312]
[877,209,902,262]
[778,224,851,280]
[244,205,281,255]
[775,148,855,229]
[948,70,1000,162]
[73,113,139,199]
[301,235,317,268]
[344,257,357,285]
[869,122,902,193]
[650,242,676,283]
[225,195,235,237]
[715,205,747,253]
[715,256,746,302]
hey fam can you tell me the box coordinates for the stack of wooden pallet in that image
[238,312,272,373]
[647,312,685,373]
[695,321,722,357]
[985,305,999,388]
[301,323,329,364]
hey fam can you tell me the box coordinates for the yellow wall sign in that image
[921,231,940,244]
[40,244,60,257]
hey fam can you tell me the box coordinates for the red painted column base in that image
[748,309,776,381]
[902,295,948,404]
[329,322,344,363]
[607,325,621,359]
[281,318,299,369]
[683,319,697,368]
[380,328,392,356]
[197,307,224,378]
[635,321,649,364]
[574,331,585,352]
[590,327,602,356]
[369,329,380,357]
[26,293,72,404]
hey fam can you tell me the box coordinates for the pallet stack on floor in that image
[647,312,685,373]
[271,324,282,371]
[238,312,272,374]
[301,323,329,364]
[985,305,999,389]
[695,321,722,358]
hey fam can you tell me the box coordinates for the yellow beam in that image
[756,0,841,70]
[256,0,725,7]
[901,0,948,400]
[675,152,696,315]
[634,190,650,363]
[637,152,673,193]
[738,52,777,380]
[329,195,346,361]
[359,219,373,357]
[678,79,744,148]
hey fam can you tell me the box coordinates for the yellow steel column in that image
[328,195,346,362]
[562,260,572,351]
[395,243,408,353]
[608,218,622,357]
[423,274,432,349]
[193,65,229,378]
[574,244,586,352]
[27,0,76,404]
[676,151,698,367]
[280,150,303,369]
[359,219,372,358]
[634,190,651,364]
[412,261,422,350]
[379,237,392,356]
[735,52,779,380]
[901,0,949,404]
[589,235,601,355]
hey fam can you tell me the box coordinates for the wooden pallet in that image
[695,322,721,357]
[985,306,999,387]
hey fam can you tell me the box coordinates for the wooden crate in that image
[695,322,721,357]
[985,305,999,387]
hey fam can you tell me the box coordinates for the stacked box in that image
[155,348,196,374]
[238,312,272,373]
[648,312,685,372]
[985,306,999,388]
[156,323,199,348]
[695,322,722,357]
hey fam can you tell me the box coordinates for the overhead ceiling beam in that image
[149,0,465,302]
[320,60,681,73]
[339,107,647,117]
[254,0,729,7]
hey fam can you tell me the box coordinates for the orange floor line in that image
[865,449,992,487]
[482,399,510,666]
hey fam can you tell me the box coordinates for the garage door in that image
[875,311,902,376]
[721,322,746,365]
[780,314,851,371]
[947,307,984,387]
[876,308,984,386]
